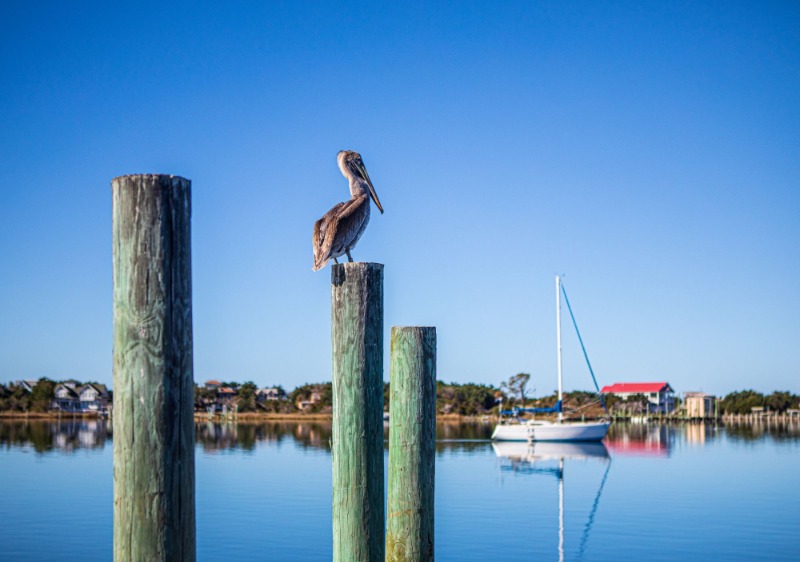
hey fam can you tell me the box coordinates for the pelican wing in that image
[312,196,368,270]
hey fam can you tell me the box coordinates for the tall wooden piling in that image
[331,262,385,562]
[386,326,436,562]
[112,174,195,562]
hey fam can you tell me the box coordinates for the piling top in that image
[331,261,384,286]
[331,261,384,270]
[112,174,190,184]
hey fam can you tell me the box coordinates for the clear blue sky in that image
[1,1,798,396]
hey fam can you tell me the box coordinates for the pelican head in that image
[337,150,384,214]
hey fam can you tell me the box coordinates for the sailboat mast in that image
[558,458,565,562]
[556,275,563,423]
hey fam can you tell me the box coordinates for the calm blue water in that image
[1,420,798,561]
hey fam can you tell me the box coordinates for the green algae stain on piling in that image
[112,174,195,562]
[331,262,385,562]
[387,326,437,562]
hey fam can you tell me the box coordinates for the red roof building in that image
[601,382,676,414]
[601,382,672,394]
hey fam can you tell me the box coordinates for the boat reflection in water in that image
[493,440,609,466]
[492,441,610,562]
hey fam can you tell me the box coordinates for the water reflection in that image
[196,421,333,452]
[0,419,111,453]
[492,440,611,562]
[493,441,609,475]
[605,422,673,457]
[724,419,800,441]
[1,418,798,453]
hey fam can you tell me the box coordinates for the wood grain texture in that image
[112,174,195,562]
[331,262,385,562]
[386,327,437,562]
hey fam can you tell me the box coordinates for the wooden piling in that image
[112,174,195,562]
[331,262,385,562]
[386,327,436,562]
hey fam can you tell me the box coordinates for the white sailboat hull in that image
[530,421,609,441]
[492,420,610,442]
[491,423,534,441]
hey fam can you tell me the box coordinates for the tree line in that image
[718,390,799,415]
[195,381,500,416]
[3,376,798,416]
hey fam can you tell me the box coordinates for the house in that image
[216,387,238,406]
[13,380,37,393]
[53,383,81,412]
[77,383,110,413]
[205,380,222,390]
[601,382,676,414]
[684,392,716,418]
[296,391,322,410]
[257,387,285,402]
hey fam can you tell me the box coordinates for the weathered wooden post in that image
[386,326,436,562]
[331,262,385,562]
[112,174,195,562]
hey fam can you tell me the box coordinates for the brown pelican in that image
[312,150,384,271]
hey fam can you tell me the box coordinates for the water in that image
[1,419,798,561]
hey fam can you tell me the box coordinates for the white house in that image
[53,383,81,412]
[256,387,285,402]
[77,383,110,413]
[601,382,676,414]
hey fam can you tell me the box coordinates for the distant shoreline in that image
[0,411,800,423]
[191,412,490,422]
[0,412,104,419]
[0,411,492,422]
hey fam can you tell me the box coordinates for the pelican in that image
[312,150,384,271]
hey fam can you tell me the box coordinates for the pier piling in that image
[331,262,385,562]
[112,174,195,562]
[386,327,437,562]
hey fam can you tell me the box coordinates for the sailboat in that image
[492,276,611,441]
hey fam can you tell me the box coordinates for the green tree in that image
[290,382,333,413]
[30,378,56,412]
[720,390,764,414]
[530,391,559,409]
[764,391,796,413]
[502,373,531,408]
[454,383,496,415]
[7,384,31,411]
[603,393,621,411]
[436,381,499,416]
[237,381,258,412]
[436,381,455,414]
[0,384,8,411]
[564,390,597,407]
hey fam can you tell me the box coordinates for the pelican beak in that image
[358,162,384,214]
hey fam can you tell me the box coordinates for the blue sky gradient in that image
[1,1,798,395]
